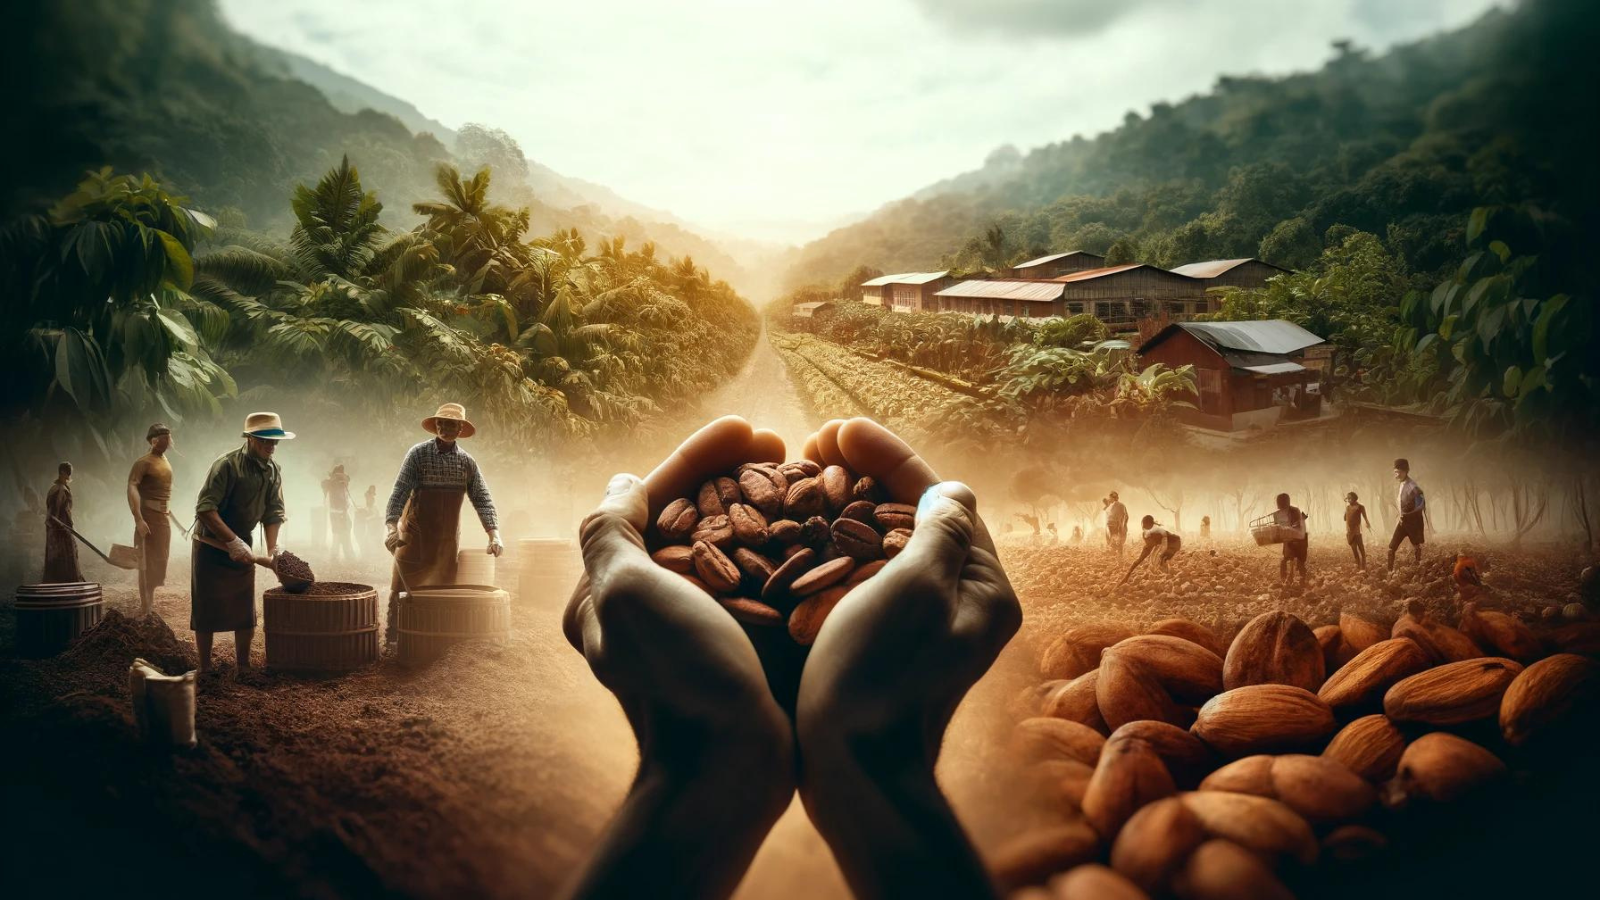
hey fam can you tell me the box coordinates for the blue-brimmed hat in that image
[242,411,296,440]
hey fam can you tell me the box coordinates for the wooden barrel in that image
[518,538,579,606]
[263,582,378,672]
[396,584,511,667]
[455,548,497,587]
[15,582,103,658]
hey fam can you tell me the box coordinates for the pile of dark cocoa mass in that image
[273,550,315,589]
[647,460,915,645]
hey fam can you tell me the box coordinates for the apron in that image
[191,533,256,632]
[138,498,173,591]
[43,483,84,584]
[387,487,464,642]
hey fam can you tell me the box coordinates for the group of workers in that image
[40,402,503,677]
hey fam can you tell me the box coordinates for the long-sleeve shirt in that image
[385,439,498,531]
[195,443,286,542]
[1397,478,1425,515]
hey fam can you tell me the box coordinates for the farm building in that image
[860,271,951,311]
[929,280,1068,317]
[1048,264,1209,325]
[1138,319,1327,432]
[1170,258,1289,291]
[1004,251,1107,280]
[789,301,836,332]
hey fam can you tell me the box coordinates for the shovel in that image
[193,533,313,592]
[49,515,138,569]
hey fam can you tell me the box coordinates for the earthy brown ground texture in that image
[2,542,1596,899]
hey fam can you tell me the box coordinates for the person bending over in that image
[1119,515,1181,585]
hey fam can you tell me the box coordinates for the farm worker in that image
[1200,516,1211,541]
[1387,458,1426,571]
[1343,491,1372,571]
[128,423,176,615]
[322,464,356,562]
[1070,525,1082,543]
[43,462,84,583]
[1274,493,1309,586]
[384,402,502,647]
[1119,515,1181,584]
[193,412,291,677]
[1105,491,1129,558]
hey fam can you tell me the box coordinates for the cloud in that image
[910,0,1178,38]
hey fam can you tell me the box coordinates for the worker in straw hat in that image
[383,402,502,647]
[191,412,291,677]
[128,423,177,616]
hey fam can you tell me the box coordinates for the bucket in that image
[263,582,379,672]
[396,584,511,667]
[517,538,579,607]
[14,582,103,657]
[455,548,496,587]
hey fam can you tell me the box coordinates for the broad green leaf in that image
[1466,207,1488,246]
[1502,365,1520,398]
[1488,240,1511,263]
[1531,294,1569,364]
[158,230,194,289]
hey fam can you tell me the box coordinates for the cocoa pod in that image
[987,822,1102,892]
[1265,754,1375,825]
[1317,638,1431,711]
[1014,717,1106,767]
[1383,657,1524,725]
[696,480,727,518]
[1049,864,1150,900]
[1173,839,1294,900]
[1322,714,1406,782]
[1192,685,1336,757]
[831,517,885,561]
[1042,670,1109,734]
[690,514,734,549]
[790,556,855,597]
[1177,791,1319,866]
[650,545,694,574]
[1082,736,1176,839]
[788,585,848,645]
[690,540,741,593]
[1109,796,1205,893]
[656,497,699,540]
[1108,720,1215,788]
[1223,611,1325,692]
[1385,732,1504,806]
[1460,602,1543,662]
[1106,635,1223,703]
[718,597,783,627]
[873,502,917,532]
[1339,612,1388,653]
[882,528,912,558]
[727,503,770,546]
[783,477,826,521]
[1499,652,1600,747]
[1098,652,1187,731]
[737,467,784,519]
[1199,755,1274,797]
[819,465,852,512]
[1147,618,1225,658]
[1322,825,1388,864]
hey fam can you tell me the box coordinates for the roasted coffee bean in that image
[763,547,817,600]
[820,465,852,513]
[844,559,887,586]
[789,584,849,645]
[692,540,741,593]
[874,502,917,533]
[882,528,912,559]
[770,519,803,544]
[800,515,832,546]
[732,548,776,583]
[728,503,770,546]
[696,480,727,518]
[691,514,734,548]
[720,597,784,627]
[715,476,742,508]
[738,468,785,519]
[832,517,884,561]
[852,476,881,503]
[784,477,827,520]
[651,545,695,574]
[657,498,699,540]
[840,500,876,525]
[791,556,855,597]
[780,459,822,480]
[782,543,811,560]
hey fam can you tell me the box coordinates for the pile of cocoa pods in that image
[647,459,915,645]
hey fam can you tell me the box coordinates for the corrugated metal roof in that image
[1219,349,1306,374]
[1182,320,1323,354]
[933,280,1066,302]
[1170,258,1286,279]
[792,302,832,313]
[1238,361,1306,375]
[1012,250,1101,269]
[861,271,948,287]
[1048,263,1151,283]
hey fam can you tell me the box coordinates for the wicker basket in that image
[1250,514,1305,546]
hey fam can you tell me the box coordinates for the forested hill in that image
[783,0,1599,292]
[3,0,772,295]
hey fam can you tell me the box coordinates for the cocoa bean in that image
[657,498,699,540]
[832,517,884,561]
[791,556,855,596]
[763,547,817,601]
[691,541,740,593]
[731,548,776,583]
[800,515,832,546]
[852,475,881,502]
[719,596,784,627]
[789,584,849,645]
[840,500,877,524]
[874,502,917,532]
[650,545,694,574]
[714,476,742,508]
[784,477,827,520]
[696,481,727,518]
[845,559,886,585]
[780,459,821,480]
[737,468,785,519]
[769,519,803,544]
[882,528,912,558]
[821,465,852,512]
[728,503,770,546]
[690,514,733,549]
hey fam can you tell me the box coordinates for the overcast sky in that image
[219,0,1503,244]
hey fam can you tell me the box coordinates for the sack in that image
[128,657,198,749]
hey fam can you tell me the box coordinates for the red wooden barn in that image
[1138,320,1326,432]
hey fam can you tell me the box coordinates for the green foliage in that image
[1032,314,1111,349]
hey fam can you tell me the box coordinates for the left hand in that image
[487,530,504,557]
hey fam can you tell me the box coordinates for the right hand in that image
[225,537,253,564]
[384,524,402,554]
[134,518,150,539]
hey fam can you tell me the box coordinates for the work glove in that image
[384,523,402,554]
[487,530,504,557]
[225,537,253,564]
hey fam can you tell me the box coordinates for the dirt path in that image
[692,322,817,454]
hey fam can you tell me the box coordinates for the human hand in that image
[224,537,253,564]
[794,418,1020,900]
[134,518,150,540]
[559,416,794,900]
[384,524,402,554]
[487,530,504,557]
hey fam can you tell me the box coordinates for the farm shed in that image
[860,271,951,311]
[1138,319,1327,432]
[1005,250,1107,280]
[1170,258,1290,291]
[790,301,836,332]
[930,279,1067,318]
[1049,264,1208,324]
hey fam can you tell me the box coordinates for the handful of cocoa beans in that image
[648,459,915,645]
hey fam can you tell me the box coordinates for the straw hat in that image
[422,402,476,438]
[242,411,295,440]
